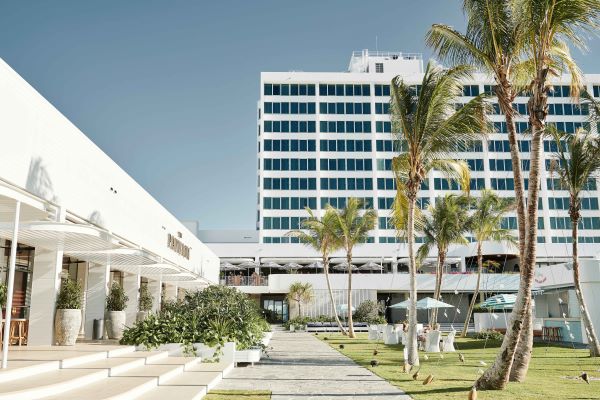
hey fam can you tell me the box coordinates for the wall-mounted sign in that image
[167,233,191,259]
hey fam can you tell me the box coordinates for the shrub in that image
[120,285,269,354]
[107,282,128,312]
[473,329,504,341]
[283,316,311,330]
[138,284,153,312]
[353,300,385,324]
[56,279,82,309]
[0,282,7,308]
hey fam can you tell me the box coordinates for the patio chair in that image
[397,329,407,345]
[384,325,399,345]
[442,330,456,352]
[368,325,379,340]
[425,330,441,353]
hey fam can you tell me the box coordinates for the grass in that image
[204,390,271,399]
[318,333,600,399]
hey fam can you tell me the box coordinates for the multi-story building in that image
[199,50,600,334]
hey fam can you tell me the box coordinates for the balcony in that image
[221,275,268,287]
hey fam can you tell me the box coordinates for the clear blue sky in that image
[2,1,600,229]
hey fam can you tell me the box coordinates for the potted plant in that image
[106,282,129,339]
[54,279,83,346]
[1,282,8,319]
[136,284,153,322]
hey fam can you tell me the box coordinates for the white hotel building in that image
[0,58,219,346]
[199,50,600,339]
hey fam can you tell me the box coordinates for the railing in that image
[350,50,423,60]
[221,276,268,287]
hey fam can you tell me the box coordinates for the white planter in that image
[235,348,261,364]
[261,331,273,347]
[289,325,295,332]
[55,309,81,346]
[106,310,126,339]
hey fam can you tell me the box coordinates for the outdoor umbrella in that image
[305,261,324,269]
[389,297,455,310]
[337,304,356,314]
[280,262,303,271]
[333,261,358,271]
[261,261,282,269]
[480,294,516,310]
[237,260,260,269]
[359,261,383,271]
[220,262,241,272]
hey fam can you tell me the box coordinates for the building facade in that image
[0,58,219,346]
[199,50,600,331]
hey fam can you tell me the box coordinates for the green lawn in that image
[204,390,271,399]
[318,333,599,399]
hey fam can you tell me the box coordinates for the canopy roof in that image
[389,297,455,309]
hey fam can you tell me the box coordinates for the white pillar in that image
[27,247,64,346]
[460,257,467,273]
[2,201,20,368]
[84,263,110,339]
[123,273,140,326]
[147,278,162,313]
[163,284,177,302]
[77,262,88,336]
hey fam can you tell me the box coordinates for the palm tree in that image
[462,190,516,337]
[332,198,377,338]
[286,282,314,319]
[416,194,470,328]
[549,128,600,357]
[390,61,489,366]
[426,1,534,383]
[287,208,347,334]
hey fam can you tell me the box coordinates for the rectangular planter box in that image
[234,348,262,365]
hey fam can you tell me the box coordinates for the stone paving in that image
[214,331,411,400]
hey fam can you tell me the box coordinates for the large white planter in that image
[55,309,81,346]
[261,331,273,347]
[106,310,126,339]
[234,348,261,365]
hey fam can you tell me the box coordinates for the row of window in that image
[319,102,372,115]
[488,140,531,152]
[376,140,407,152]
[318,84,371,97]
[264,102,316,114]
[321,197,374,209]
[263,236,300,244]
[320,121,372,133]
[264,120,317,133]
[550,217,600,230]
[320,158,373,171]
[263,177,317,190]
[263,158,317,171]
[547,178,597,191]
[375,103,390,114]
[263,197,317,210]
[264,139,316,152]
[378,197,430,210]
[263,217,308,230]
[264,84,316,96]
[321,178,373,190]
[320,139,372,152]
[377,178,429,190]
[548,197,599,210]
[551,236,600,243]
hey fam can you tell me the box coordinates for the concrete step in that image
[187,361,235,377]
[0,368,108,400]
[65,356,147,376]
[0,360,60,384]
[147,356,201,371]
[110,350,169,364]
[136,385,207,400]
[41,376,157,400]
[113,363,184,385]
[163,370,223,391]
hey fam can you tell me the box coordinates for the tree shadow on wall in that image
[26,157,57,203]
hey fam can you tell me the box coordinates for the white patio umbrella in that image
[261,261,282,269]
[305,261,324,269]
[480,294,516,310]
[220,262,242,271]
[337,303,356,314]
[389,297,455,310]
[280,262,303,271]
[237,260,260,269]
[333,261,358,271]
[359,261,383,271]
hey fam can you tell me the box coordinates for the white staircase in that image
[0,344,233,400]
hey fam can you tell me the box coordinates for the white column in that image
[147,278,162,313]
[2,201,20,368]
[77,262,88,336]
[163,284,178,302]
[27,247,64,346]
[460,257,467,273]
[123,273,140,326]
[84,263,110,339]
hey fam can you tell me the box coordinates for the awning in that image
[112,263,181,275]
[0,221,120,251]
[67,248,161,265]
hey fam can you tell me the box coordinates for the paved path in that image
[214,331,411,400]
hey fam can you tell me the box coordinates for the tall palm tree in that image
[416,194,470,328]
[332,198,377,338]
[287,208,347,334]
[390,61,489,366]
[426,1,535,384]
[286,282,314,319]
[462,190,516,337]
[549,128,600,356]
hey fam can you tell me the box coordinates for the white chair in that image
[425,330,441,353]
[442,330,456,352]
[397,329,407,345]
[384,325,399,345]
[416,323,424,336]
[368,325,379,340]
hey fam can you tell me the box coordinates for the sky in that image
[2,1,600,230]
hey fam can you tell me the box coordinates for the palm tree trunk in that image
[477,71,547,389]
[571,212,600,356]
[431,250,445,328]
[324,256,347,335]
[299,302,302,318]
[406,195,420,366]
[462,242,482,337]
[347,251,355,338]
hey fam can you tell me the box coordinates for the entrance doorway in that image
[261,296,288,323]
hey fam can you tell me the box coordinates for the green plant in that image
[283,316,310,330]
[473,330,504,342]
[120,285,269,356]
[286,282,314,318]
[106,282,129,312]
[0,282,7,308]
[138,284,153,312]
[353,300,384,325]
[56,279,82,309]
